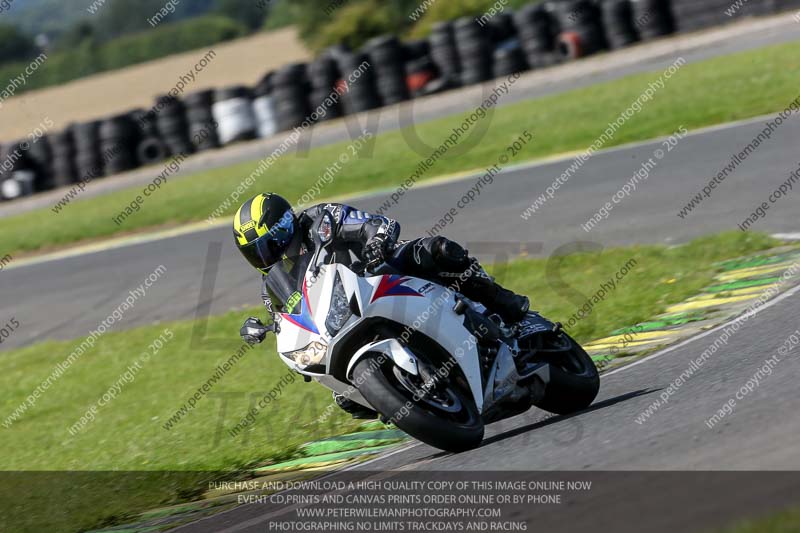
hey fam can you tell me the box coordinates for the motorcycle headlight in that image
[283,340,328,367]
[325,273,353,336]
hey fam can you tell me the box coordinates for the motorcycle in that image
[262,212,600,453]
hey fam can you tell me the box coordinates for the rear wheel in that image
[352,353,484,453]
[534,333,600,415]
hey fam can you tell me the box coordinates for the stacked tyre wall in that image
[2,0,798,202]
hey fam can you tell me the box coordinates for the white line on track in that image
[6,112,798,273]
[772,233,800,241]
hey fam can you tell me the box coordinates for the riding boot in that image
[393,237,530,324]
[458,263,530,324]
[333,392,378,420]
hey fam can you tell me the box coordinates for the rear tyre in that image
[353,354,484,453]
[535,333,600,415]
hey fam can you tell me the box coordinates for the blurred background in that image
[1,0,795,201]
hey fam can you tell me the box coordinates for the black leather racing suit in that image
[260,202,528,323]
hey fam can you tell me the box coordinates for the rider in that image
[234,193,529,416]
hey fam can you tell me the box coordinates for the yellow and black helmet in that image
[233,193,296,273]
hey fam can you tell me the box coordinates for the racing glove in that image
[240,317,268,345]
[364,234,391,271]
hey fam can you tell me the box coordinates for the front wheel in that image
[535,333,600,415]
[352,354,484,453]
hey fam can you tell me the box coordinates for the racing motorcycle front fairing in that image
[273,264,485,413]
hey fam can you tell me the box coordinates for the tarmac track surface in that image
[1,113,798,351]
[173,285,800,532]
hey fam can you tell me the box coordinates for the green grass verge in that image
[0,231,777,532]
[718,506,800,533]
[1,40,798,257]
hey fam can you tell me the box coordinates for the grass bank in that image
[0,40,797,257]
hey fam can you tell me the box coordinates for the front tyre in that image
[535,333,600,415]
[352,355,484,453]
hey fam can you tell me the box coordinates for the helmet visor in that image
[238,211,295,271]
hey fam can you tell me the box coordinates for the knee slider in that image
[431,237,469,270]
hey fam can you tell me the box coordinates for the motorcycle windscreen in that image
[264,255,311,314]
